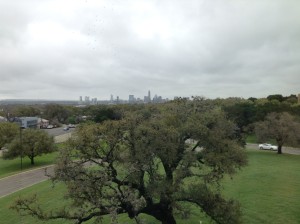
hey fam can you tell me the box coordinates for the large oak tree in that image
[12,99,247,223]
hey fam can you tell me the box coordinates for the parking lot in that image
[42,127,76,143]
[42,126,75,137]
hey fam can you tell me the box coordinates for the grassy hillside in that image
[0,149,299,224]
[223,149,300,224]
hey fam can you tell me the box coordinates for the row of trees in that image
[223,97,300,132]
[0,104,121,126]
[221,97,300,154]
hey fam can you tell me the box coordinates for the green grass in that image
[0,181,69,224]
[246,134,278,144]
[0,180,210,224]
[0,152,58,179]
[223,149,300,224]
[245,134,257,143]
[0,149,299,224]
[0,143,66,179]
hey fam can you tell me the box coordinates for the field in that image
[223,149,300,223]
[0,149,299,224]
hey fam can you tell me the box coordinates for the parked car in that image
[258,143,278,151]
[47,125,54,129]
[63,126,69,131]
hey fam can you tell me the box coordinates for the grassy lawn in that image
[0,152,58,179]
[0,181,69,224]
[0,149,299,224]
[245,134,257,143]
[0,181,210,224]
[0,143,66,179]
[223,149,300,224]
[246,134,278,145]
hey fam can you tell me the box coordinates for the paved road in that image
[42,127,75,137]
[246,143,300,155]
[0,166,54,198]
[42,127,75,143]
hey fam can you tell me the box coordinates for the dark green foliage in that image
[67,115,76,124]
[267,94,298,104]
[247,97,257,102]
[93,107,115,123]
[82,105,122,123]
[0,122,19,148]
[44,104,70,124]
[223,95,300,138]
[223,102,256,129]
[267,94,284,102]
[13,106,41,117]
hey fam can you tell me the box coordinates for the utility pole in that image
[19,127,23,170]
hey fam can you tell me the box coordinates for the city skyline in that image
[79,90,169,104]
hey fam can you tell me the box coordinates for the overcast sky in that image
[1,0,299,101]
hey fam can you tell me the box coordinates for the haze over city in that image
[1,0,299,100]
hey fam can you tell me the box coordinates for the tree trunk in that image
[157,202,176,224]
[277,145,282,154]
[143,203,176,224]
[30,156,35,165]
[161,212,176,224]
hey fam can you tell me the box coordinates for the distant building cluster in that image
[79,96,98,105]
[78,90,169,105]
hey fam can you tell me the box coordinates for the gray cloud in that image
[0,0,299,100]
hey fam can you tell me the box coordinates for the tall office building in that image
[129,95,135,103]
[148,90,151,102]
[85,96,90,104]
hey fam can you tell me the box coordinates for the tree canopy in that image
[12,99,247,224]
[44,104,70,125]
[3,129,55,164]
[0,122,19,148]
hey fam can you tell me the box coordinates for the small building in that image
[14,117,39,129]
[38,118,50,129]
